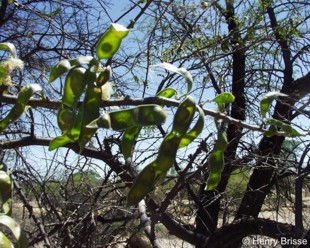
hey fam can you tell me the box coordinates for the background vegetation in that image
[1,0,310,247]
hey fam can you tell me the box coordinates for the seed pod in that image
[0,168,12,215]
[48,134,73,151]
[127,162,164,206]
[205,151,224,190]
[49,59,71,83]
[96,23,130,59]
[121,126,142,161]
[62,67,87,107]
[57,107,75,132]
[78,84,102,151]
[0,84,41,133]
[172,96,196,136]
[87,105,167,131]
[205,128,228,191]
[179,105,205,148]
[97,66,111,87]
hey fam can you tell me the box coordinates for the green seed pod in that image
[96,23,131,59]
[48,134,73,151]
[96,66,111,87]
[133,104,167,126]
[127,162,160,206]
[172,96,196,136]
[88,105,167,131]
[214,129,228,151]
[62,67,87,107]
[205,151,224,191]
[0,84,42,133]
[121,126,142,161]
[156,132,179,171]
[57,107,75,132]
[0,168,12,215]
[49,59,71,83]
[78,84,102,151]
[179,105,205,148]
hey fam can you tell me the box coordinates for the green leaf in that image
[260,92,288,118]
[48,59,71,83]
[0,43,17,58]
[121,126,141,161]
[0,216,28,248]
[179,105,205,148]
[96,23,131,59]
[48,135,73,151]
[154,63,193,94]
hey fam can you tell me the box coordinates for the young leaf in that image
[96,23,131,59]
[154,63,193,94]
[260,92,288,118]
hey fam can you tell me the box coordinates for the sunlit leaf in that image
[205,151,224,190]
[88,105,167,131]
[96,23,131,59]
[78,85,102,152]
[260,92,288,118]
[69,56,98,67]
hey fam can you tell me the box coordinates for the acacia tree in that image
[1,0,310,247]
